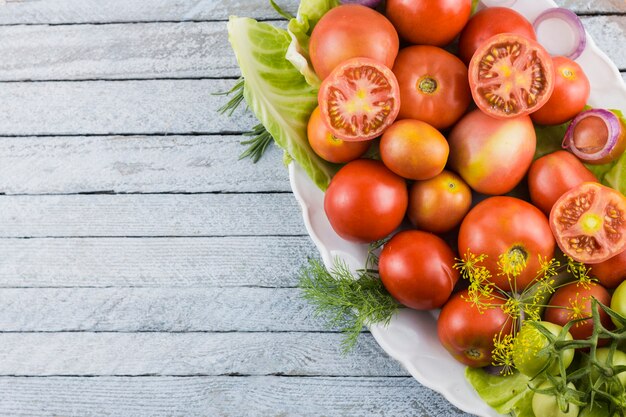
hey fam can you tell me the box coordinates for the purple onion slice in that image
[563,109,626,165]
[339,0,383,8]
[533,8,587,60]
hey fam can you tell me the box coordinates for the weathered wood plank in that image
[0,17,623,82]
[0,135,289,194]
[0,288,328,331]
[0,194,306,237]
[0,0,620,25]
[0,376,471,417]
[0,79,255,136]
[0,236,314,287]
[0,332,407,376]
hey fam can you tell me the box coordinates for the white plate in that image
[288,1,626,415]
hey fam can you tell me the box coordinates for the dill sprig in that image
[299,257,400,354]
[239,123,274,163]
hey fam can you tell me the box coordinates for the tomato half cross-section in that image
[550,182,626,264]
[318,57,400,142]
[468,33,555,119]
[324,159,407,243]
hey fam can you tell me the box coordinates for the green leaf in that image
[534,122,569,160]
[465,368,533,414]
[286,0,339,87]
[228,17,337,190]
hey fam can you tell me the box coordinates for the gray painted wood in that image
[0,79,255,136]
[0,287,330,331]
[0,193,305,237]
[0,236,314,288]
[0,135,289,194]
[0,332,408,376]
[0,376,471,417]
[0,17,622,82]
[0,0,620,25]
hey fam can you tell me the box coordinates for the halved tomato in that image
[468,34,555,119]
[550,182,626,264]
[318,57,400,141]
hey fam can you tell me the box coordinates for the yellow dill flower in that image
[503,297,522,321]
[497,250,528,279]
[568,294,591,326]
[492,333,515,375]
[537,255,560,278]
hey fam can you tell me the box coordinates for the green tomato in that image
[513,321,574,377]
[578,401,614,417]
[590,348,626,393]
[532,381,579,417]
[611,280,626,328]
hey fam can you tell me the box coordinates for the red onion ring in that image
[533,8,587,60]
[339,0,383,8]
[563,109,625,165]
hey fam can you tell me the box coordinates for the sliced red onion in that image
[533,8,586,60]
[339,0,383,8]
[563,109,626,165]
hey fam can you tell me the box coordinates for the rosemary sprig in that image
[299,257,400,354]
[239,124,274,163]
[216,77,245,117]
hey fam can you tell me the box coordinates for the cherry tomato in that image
[512,321,574,377]
[550,182,626,264]
[531,56,590,126]
[448,109,536,195]
[528,150,598,215]
[437,290,513,367]
[469,34,555,119]
[532,381,579,417]
[458,7,536,65]
[408,170,472,234]
[458,197,555,292]
[307,107,371,163]
[392,45,471,130]
[591,348,626,391]
[309,4,399,80]
[379,230,458,310]
[611,280,626,327]
[544,282,613,341]
[324,159,407,243]
[385,0,471,47]
[589,249,626,289]
[380,119,449,180]
[318,58,400,142]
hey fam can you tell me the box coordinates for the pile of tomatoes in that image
[305,1,626,370]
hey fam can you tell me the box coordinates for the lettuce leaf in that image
[286,0,339,87]
[465,368,533,415]
[534,110,626,195]
[228,17,337,190]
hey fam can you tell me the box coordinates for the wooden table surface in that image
[0,0,623,415]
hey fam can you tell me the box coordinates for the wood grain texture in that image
[0,376,471,417]
[0,135,290,194]
[0,332,407,376]
[0,287,330,331]
[0,236,314,287]
[0,79,255,136]
[0,0,621,25]
[0,17,622,82]
[0,193,305,237]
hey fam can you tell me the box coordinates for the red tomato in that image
[458,7,536,65]
[408,170,472,234]
[307,107,371,163]
[385,0,471,47]
[309,4,399,80]
[379,230,459,310]
[588,249,626,289]
[324,159,407,243]
[392,45,470,130]
[550,182,626,264]
[380,119,449,180]
[544,282,613,341]
[528,150,598,215]
[438,290,513,367]
[458,197,555,292]
[318,58,400,142]
[531,57,590,126]
[469,34,555,119]
[448,109,536,195]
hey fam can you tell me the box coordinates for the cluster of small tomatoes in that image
[305,1,626,373]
